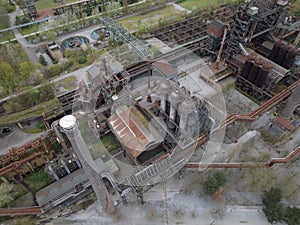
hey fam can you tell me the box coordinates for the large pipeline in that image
[0,207,42,216]
[192,80,300,169]
[186,146,300,169]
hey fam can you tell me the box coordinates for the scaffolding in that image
[226,0,287,58]
[99,16,153,61]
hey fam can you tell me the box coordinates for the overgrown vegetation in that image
[204,171,227,195]
[0,182,14,207]
[0,99,60,125]
[24,169,53,192]
[289,0,300,17]
[100,133,121,152]
[3,85,55,113]
[262,188,300,225]
[22,121,46,134]
[0,43,38,95]
[178,0,236,11]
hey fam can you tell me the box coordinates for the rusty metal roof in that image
[108,106,154,158]
[153,61,177,77]
[274,117,295,132]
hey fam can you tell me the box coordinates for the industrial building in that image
[0,0,299,219]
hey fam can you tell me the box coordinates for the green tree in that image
[284,207,300,225]
[77,55,87,64]
[262,188,285,224]
[262,187,282,206]
[64,48,73,58]
[39,54,47,66]
[0,61,17,93]
[45,31,56,42]
[0,182,14,207]
[19,61,35,81]
[204,171,227,195]
[47,64,61,78]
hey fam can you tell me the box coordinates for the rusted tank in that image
[248,58,263,84]
[254,62,272,87]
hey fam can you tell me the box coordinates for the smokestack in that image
[59,115,115,214]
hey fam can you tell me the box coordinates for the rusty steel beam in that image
[0,207,42,216]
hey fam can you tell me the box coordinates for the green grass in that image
[24,169,53,192]
[100,134,121,152]
[53,76,78,91]
[0,99,60,125]
[35,0,78,10]
[22,121,46,134]
[11,169,53,200]
[120,5,186,32]
[0,31,15,43]
[20,25,39,35]
[178,0,236,11]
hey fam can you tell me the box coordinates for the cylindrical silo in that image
[275,43,289,65]
[45,162,60,181]
[283,48,299,69]
[248,58,263,83]
[242,54,256,79]
[279,85,300,118]
[254,63,272,87]
[241,58,253,78]
[59,157,71,174]
[178,99,194,132]
[158,82,171,113]
[168,90,181,129]
[269,40,283,61]
[59,115,115,214]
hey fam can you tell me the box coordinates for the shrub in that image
[204,171,227,195]
[47,64,61,78]
[39,54,47,66]
[77,55,87,64]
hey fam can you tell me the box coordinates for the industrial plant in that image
[0,0,299,224]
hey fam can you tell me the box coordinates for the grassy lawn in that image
[35,0,78,10]
[100,134,121,152]
[11,169,53,200]
[20,25,39,35]
[0,99,60,125]
[53,76,78,91]
[25,169,53,192]
[120,5,186,32]
[178,0,236,11]
[0,31,15,43]
[22,121,46,134]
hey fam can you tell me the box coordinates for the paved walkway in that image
[8,0,39,63]
[0,124,45,155]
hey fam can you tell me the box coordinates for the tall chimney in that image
[59,115,115,214]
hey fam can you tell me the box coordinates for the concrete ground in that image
[0,124,45,155]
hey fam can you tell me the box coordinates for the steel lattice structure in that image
[99,16,153,61]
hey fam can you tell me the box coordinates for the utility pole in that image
[147,55,152,103]
[163,180,169,225]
